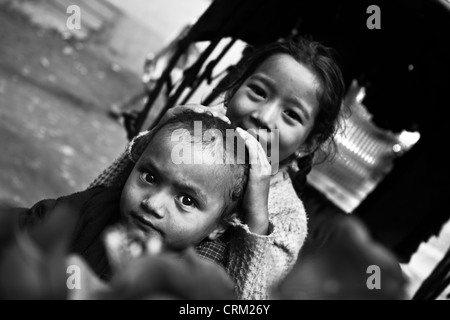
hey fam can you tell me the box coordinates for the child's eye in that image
[142,172,156,184]
[178,195,197,208]
[283,110,303,124]
[249,84,266,98]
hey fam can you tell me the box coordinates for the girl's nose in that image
[250,102,278,130]
[141,193,166,218]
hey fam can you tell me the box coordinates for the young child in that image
[91,36,346,299]
[17,111,249,281]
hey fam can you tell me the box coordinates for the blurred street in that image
[0,0,208,206]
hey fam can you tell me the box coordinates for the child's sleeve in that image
[18,188,107,230]
[226,180,308,300]
[17,199,58,229]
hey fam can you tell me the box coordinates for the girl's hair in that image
[215,36,347,193]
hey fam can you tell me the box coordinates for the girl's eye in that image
[284,110,303,123]
[249,85,266,98]
[179,195,196,208]
[142,172,156,184]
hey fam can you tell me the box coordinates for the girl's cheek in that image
[228,89,245,109]
[228,107,246,125]
[229,98,249,118]
[225,100,240,120]
[278,128,303,161]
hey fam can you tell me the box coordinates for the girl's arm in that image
[226,182,307,300]
[229,129,307,299]
[233,127,273,235]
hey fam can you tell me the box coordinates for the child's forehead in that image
[139,122,241,183]
[140,128,235,178]
[164,124,225,142]
[148,124,228,157]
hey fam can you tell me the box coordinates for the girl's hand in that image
[236,127,272,235]
[161,104,230,124]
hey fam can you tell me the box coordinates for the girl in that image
[91,36,346,299]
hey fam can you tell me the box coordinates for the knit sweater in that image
[227,169,308,300]
[89,131,308,300]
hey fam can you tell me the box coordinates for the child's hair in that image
[215,36,346,192]
[129,110,250,224]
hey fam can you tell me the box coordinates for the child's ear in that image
[207,224,227,241]
[208,211,239,240]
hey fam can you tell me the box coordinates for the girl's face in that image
[227,54,320,163]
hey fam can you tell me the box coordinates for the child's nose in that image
[251,102,278,129]
[141,193,166,218]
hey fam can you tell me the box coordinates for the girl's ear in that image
[297,140,318,158]
[301,138,317,153]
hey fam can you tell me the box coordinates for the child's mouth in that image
[131,213,161,235]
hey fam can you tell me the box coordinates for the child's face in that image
[120,127,232,251]
[227,53,320,162]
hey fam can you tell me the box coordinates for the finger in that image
[200,106,230,124]
[218,115,231,124]
[209,104,228,116]
[196,104,230,124]
[251,131,272,174]
[178,103,203,109]
[173,105,231,124]
[192,106,206,113]
[252,142,271,176]
[240,128,273,176]
[169,104,205,116]
[255,143,272,176]
[250,131,269,161]
[236,128,260,168]
[208,111,231,124]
